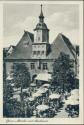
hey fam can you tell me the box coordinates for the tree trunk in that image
[20,87,22,101]
[20,87,24,116]
[63,83,64,93]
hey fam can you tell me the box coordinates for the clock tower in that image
[32,5,50,59]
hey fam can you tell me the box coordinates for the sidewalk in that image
[54,104,69,118]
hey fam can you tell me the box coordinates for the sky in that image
[3,3,79,47]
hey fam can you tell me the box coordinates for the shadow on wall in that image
[32,74,37,82]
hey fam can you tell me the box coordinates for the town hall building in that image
[4,5,78,82]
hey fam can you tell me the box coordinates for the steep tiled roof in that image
[5,32,76,60]
[47,33,76,59]
[6,31,34,59]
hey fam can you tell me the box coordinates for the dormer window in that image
[23,41,29,47]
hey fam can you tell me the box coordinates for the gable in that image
[6,31,34,59]
[47,33,76,60]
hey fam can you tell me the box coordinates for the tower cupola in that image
[34,5,49,31]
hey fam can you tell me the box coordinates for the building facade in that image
[4,5,77,81]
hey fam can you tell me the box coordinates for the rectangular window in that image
[38,37,40,41]
[42,51,44,55]
[31,63,35,70]
[43,63,47,70]
[33,51,36,55]
[37,51,40,55]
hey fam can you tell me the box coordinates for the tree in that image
[12,63,31,114]
[3,61,14,117]
[52,52,75,93]
[12,63,30,89]
[3,65,17,117]
[3,62,31,117]
[3,98,23,117]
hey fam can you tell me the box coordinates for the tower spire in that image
[39,4,44,23]
[41,4,43,17]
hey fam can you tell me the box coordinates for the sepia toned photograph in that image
[1,1,83,124]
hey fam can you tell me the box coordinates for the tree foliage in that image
[52,52,75,93]
[3,62,14,117]
[3,63,31,117]
[12,63,31,89]
[3,99,23,117]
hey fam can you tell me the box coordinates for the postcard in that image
[0,0,83,124]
